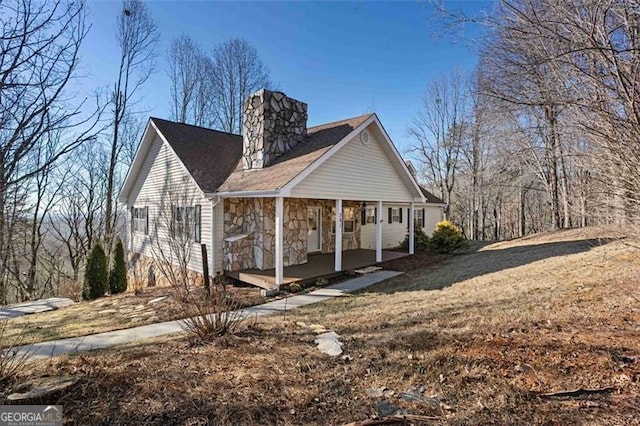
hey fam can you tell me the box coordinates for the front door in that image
[307,206,321,253]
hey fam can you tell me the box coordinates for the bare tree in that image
[168,35,207,124]
[429,0,640,235]
[408,70,468,219]
[151,183,243,340]
[0,0,101,302]
[104,0,159,250]
[210,38,272,134]
[52,141,109,286]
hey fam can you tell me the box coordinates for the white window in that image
[172,205,201,243]
[331,207,356,234]
[343,207,355,233]
[414,209,424,228]
[366,207,376,224]
[391,208,400,223]
[132,207,148,234]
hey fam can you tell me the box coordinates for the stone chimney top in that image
[242,89,308,170]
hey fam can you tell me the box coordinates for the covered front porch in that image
[222,196,417,289]
[225,248,408,289]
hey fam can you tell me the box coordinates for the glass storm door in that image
[307,207,321,253]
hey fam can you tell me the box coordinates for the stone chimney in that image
[242,89,308,170]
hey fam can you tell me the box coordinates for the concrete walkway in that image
[18,270,402,361]
[0,297,74,320]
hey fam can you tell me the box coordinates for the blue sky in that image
[79,1,491,152]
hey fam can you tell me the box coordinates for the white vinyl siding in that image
[419,205,444,236]
[127,134,212,274]
[360,203,406,249]
[290,125,415,202]
[361,203,443,248]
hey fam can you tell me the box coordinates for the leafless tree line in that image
[0,0,273,304]
[168,35,273,134]
[412,0,640,240]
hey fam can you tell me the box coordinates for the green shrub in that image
[400,227,431,252]
[109,238,128,294]
[428,220,467,253]
[83,242,108,300]
[288,282,302,293]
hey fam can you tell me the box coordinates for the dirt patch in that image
[8,227,640,424]
[380,250,447,276]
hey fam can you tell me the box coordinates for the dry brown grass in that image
[3,285,263,345]
[8,227,640,425]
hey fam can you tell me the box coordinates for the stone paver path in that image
[17,270,402,361]
[0,298,74,320]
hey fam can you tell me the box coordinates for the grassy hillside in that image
[17,227,640,425]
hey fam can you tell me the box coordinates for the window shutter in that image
[407,208,410,230]
[388,207,392,223]
[422,208,426,228]
[130,207,134,234]
[374,207,378,223]
[361,207,366,225]
[145,206,149,235]
[194,205,201,243]
[399,208,403,223]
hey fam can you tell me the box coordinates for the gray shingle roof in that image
[151,117,243,193]
[419,186,445,204]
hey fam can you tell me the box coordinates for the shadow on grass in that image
[370,237,620,294]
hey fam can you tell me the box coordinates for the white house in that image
[118,90,444,289]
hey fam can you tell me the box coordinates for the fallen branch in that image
[539,387,615,399]
[342,414,442,426]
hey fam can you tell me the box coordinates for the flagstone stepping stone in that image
[97,309,117,314]
[314,331,344,356]
[8,376,78,402]
[309,324,327,334]
[148,296,169,304]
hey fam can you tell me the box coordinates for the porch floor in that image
[225,249,409,289]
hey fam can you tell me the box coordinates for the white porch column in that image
[126,205,132,252]
[409,202,415,255]
[275,197,284,286]
[335,199,343,271]
[376,201,383,262]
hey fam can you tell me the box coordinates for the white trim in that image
[281,115,376,192]
[280,114,425,202]
[334,199,343,271]
[118,119,154,202]
[371,115,426,203]
[415,202,446,207]
[118,119,208,204]
[210,198,220,276]
[409,202,415,255]
[275,197,284,286]
[306,205,322,254]
[149,120,207,199]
